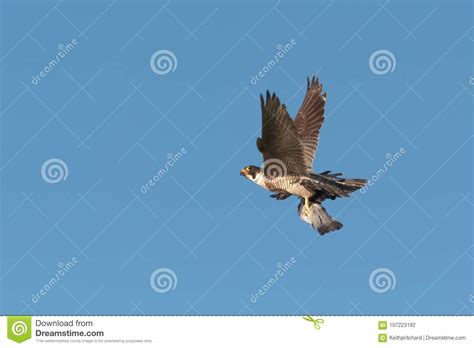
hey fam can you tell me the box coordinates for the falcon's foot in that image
[304,197,311,213]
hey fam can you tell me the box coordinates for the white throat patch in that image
[253,172,267,188]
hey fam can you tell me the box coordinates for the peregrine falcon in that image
[240,76,367,235]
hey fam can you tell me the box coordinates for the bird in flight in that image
[240,76,367,235]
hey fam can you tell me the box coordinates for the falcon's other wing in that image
[294,76,327,170]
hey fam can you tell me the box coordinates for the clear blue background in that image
[1,0,472,315]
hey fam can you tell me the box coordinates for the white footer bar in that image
[1,316,472,347]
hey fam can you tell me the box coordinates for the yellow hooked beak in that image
[240,167,249,176]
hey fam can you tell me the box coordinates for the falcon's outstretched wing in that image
[256,91,307,175]
[294,76,327,170]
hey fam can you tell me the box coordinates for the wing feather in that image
[257,91,307,175]
[294,76,327,169]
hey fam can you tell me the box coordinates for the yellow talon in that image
[304,198,310,211]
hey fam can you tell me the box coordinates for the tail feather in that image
[339,178,367,192]
[308,171,367,197]
[298,200,343,235]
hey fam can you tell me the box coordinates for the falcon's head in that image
[240,165,261,182]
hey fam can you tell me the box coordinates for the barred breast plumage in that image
[264,175,313,199]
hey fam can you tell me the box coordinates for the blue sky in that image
[0,0,472,315]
